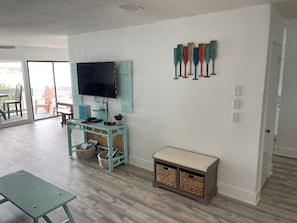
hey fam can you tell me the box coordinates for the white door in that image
[260,41,282,188]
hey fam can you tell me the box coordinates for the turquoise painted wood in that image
[119,61,133,113]
[94,101,108,121]
[173,48,178,79]
[0,170,76,222]
[70,63,82,106]
[66,119,128,172]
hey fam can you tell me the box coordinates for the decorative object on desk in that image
[204,43,211,78]
[114,114,123,125]
[114,114,123,121]
[193,47,199,80]
[104,121,116,126]
[198,43,205,77]
[173,48,178,79]
[210,40,218,75]
[182,46,188,78]
[177,44,183,77]
[187,42,194,76]
[79,105,91,120]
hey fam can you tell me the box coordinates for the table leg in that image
[63,204,76,223]
[123,126,128,164]
[67,126,73,157]
[43,215,53,223]
[0,198,8,204]
[107,132,113,172]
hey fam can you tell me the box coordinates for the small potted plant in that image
[114,114,123,125]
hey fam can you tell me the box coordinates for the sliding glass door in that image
[0,61,29,126]
[27,61,72,120]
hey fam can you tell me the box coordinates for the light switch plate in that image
[233,85,241,96]
[232,112,240,122]
[233,99,241,109]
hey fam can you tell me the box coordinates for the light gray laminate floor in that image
[0,117,296,223]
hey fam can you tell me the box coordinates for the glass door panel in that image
[28,61,56,120]
[54,62,72,102]
[0,61,28,126]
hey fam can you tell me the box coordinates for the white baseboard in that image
[217,182,258,205]
[129,156,154,171]
[129,156,259,205]
[274,146,297,158]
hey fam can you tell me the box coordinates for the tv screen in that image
[77,62,117,98]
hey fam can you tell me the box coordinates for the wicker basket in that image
[76,147,97,160]
[98,151,109,169]
[179,170,204,198]
[156,163,177,189]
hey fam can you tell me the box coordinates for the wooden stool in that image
[57,109,73,127]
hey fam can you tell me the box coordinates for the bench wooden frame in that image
[153,147,219,204]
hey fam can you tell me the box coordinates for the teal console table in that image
[66,119,128,171]
[0,170,76,223]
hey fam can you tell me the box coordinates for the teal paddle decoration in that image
[173,48,178,79]
[210,40,217,75]
[177,44,183,77]
[187,42,194,76]
[204,44,211,78]
[193,47,199,80]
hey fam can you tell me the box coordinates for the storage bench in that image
[153,146,219,204]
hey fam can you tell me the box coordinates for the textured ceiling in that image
[0,0,296,49]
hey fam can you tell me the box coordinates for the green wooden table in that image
[0,170,76,223]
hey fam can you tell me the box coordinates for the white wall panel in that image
[68,5,271,204]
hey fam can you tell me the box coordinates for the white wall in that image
[0,46,69,127]
[68,5,271,204]
[275,24,297,157]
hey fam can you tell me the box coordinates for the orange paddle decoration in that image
[198,43,204,77]
[183,46,188,78]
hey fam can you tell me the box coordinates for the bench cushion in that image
[153,147,217,172]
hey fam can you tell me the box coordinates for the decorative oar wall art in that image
[177,44,183,78]
[173,40,218,80]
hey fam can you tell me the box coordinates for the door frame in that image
[257,34,283,192]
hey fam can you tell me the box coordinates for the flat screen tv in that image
[77,62,117,98]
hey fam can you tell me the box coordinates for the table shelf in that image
[66,119,128,171]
